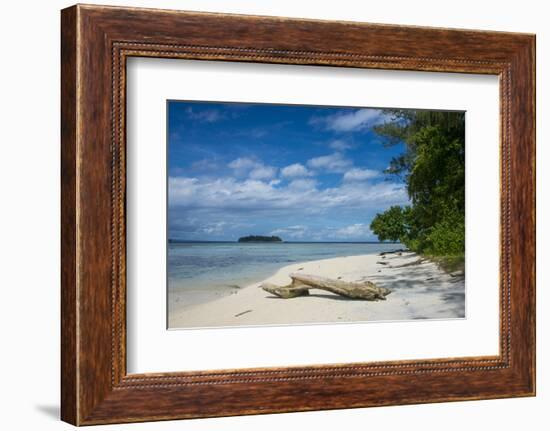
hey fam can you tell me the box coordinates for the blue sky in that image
[168,101,410,242]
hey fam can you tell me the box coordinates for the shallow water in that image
[168,242,402,308]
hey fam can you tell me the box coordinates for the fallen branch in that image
[261,282,310,299]
[291,273,391,300]
[234,309,253,317]
[261,274,391,301]
[390,258,426,268]
[379,248,409,256]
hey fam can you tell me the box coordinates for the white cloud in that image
[169,175,409,241]
[228,157,277,180]
[190,158,218,171]
[311,108,387,132]
[228,157,257,171]
[270,225,308,239]
[270,223,374,241]
[334,223,371,238]
[281,163,312,178]
[186,107,226,123]
[249,165,278,180]
[288,178,317,190]
[168,214,249,239]
[307,153,352,173]
[202,221,227,234]
[169,175,407,213]
[168,177,199,202]
[328,139,353,151]
[343,168,379,182]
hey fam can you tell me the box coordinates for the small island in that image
[238,235,283,243]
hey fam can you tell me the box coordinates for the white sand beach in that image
[168,251,465,329]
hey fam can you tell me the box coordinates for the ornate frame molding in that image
[61,5,535,425]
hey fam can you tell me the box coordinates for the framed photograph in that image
[61,4,535,425]
[164,101,466,330]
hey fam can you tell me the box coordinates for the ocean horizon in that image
[169,239,400,244]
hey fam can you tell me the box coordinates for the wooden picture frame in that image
[61,4,535,425]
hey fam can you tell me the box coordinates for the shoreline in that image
[168,242,403,310]
[168,251,465,329]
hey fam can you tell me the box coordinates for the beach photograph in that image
[167,101,465,329]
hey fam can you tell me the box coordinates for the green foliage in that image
[370,206,410,242]
[423,212,465,256]
[430,255,465,274]
[370,110,465,259]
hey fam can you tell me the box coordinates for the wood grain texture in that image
[60,6,78,425]
[60,4,536,425]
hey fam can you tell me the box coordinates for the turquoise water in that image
[168,242,402,307]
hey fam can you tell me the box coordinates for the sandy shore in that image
[168,251,465,329]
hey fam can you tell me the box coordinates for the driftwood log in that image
[261,273,391,301]
[261,279,311,299]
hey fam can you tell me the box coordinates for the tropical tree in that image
[370,206,410,242]
[370,109,465,258]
